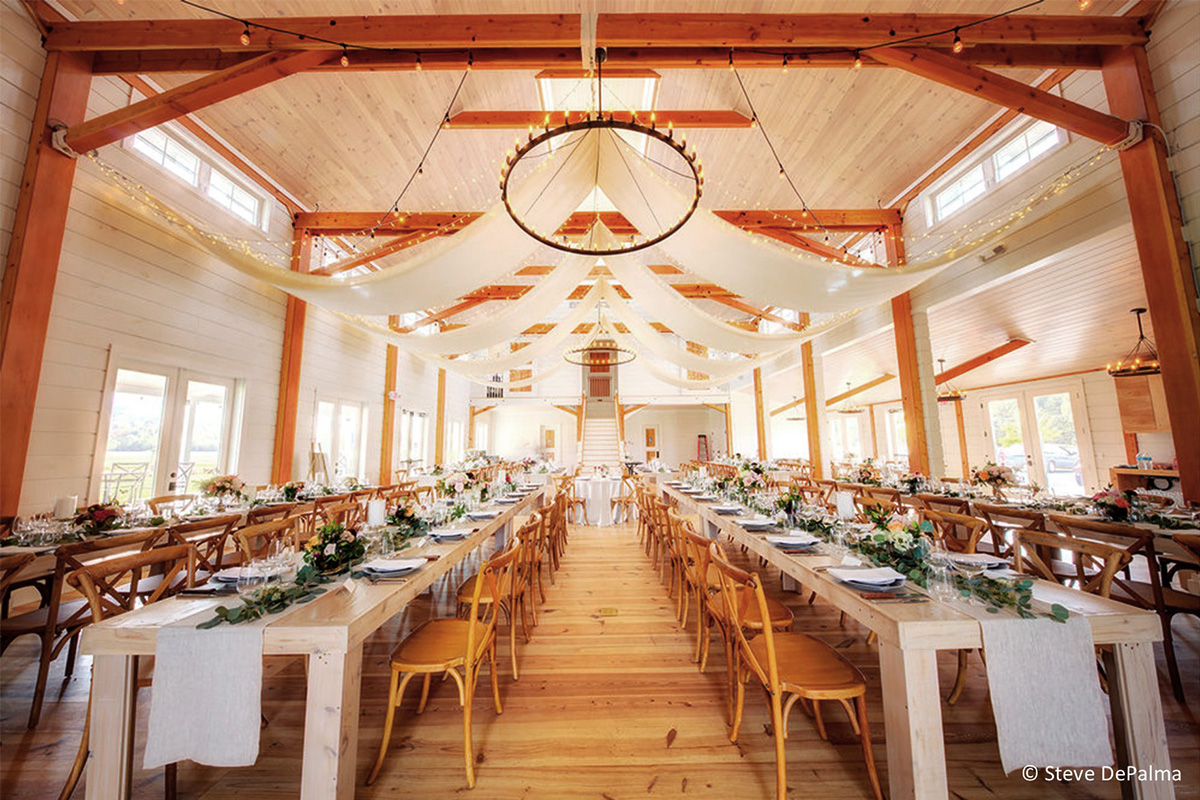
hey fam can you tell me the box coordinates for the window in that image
[397,410,428,469]
[131,128,200,186]
[993,120,1059,181]
[314,400,368,481]
[207,169,262,226]
[886,409,908,460]
[934,165,987,221]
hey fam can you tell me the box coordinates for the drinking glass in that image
[237,562,267,599]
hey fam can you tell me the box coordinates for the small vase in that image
[1106,506,1129,523]
[991,485,1004,501]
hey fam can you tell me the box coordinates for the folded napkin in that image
[362,557,425,573]
[827,566,905,585]
[978,615,1112,772]
[144,620,264,768]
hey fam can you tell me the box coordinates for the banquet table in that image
[660,484,1174,800]
[79,487,545,800]
[574,476,622,526]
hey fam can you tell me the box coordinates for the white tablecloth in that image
[574,477,623,526]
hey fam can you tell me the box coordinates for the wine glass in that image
[237,562,267,599]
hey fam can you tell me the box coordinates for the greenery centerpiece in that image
[281,481,303,502]
[385,505,431,550]
[853,459,882,486]
[899,472,926,495]
[197,565,329,628]
[74,502,125,535]
[436,471,474,497]
[302,522,366,575]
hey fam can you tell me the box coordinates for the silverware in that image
[871,596,929,604]
[366,574,411,585]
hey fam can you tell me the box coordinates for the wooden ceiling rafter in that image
[309,231,427,276]
[42,14,1147,53]
[935,338,1033,384]
[446,110,753,129]
[825,373,897,407]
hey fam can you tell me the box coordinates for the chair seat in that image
[709,587,793,629]
[390,618,489,670]
[456,572,513,605]
[0,599,88,637]
[1111,580,1200,615]
[748,632,866,699]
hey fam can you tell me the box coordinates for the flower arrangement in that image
[436,471,473,496]
[1091,486,1133,522]
[645,458,670,473]
[385,505,431,549]
[899,472,926,495]
[972,462,1014,488]
[281,481,303,502]
[201,474,245,498]
[737,468,767,492]
[519,456,538,471]
[594,464,612,478]
[74,503,124,535]
[340,476,366,491]
[302,522,366,574]
[774,488,805,518]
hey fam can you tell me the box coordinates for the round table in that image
[573,477,623,526]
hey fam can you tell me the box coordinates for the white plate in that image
[466,510,499,520]
[766,533,821,547]
[362,557,424,575]
[693,494,719,502]
[711,505,742,514]
[495,498,520,505]
[949,553,1007,569]
[430,527,474,540]
[828,566,906,586]
[212,566,283,583]
[737,518,774,530]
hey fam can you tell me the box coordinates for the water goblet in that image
[237,562,267,600]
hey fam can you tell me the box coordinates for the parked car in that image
[1041,443,1080,473]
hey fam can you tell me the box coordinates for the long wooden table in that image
[661,485,1175,800]
[80,488,545,800]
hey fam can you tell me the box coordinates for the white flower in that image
[323,543,337,556]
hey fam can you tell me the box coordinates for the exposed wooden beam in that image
[270,230,312,483]
[753,368,768,461]
[713,208,901,231]
[936,338,1032,384]
[294,211,482,235]
[892,293,931,476]
[46,14,1144,52]
[825,374,896,407]
[552,404,582,420]
[623,403,648,417]
[380,335,399,483]
[446,109,752,129]
[65,50,327,153]
[1103,45,1200,506]
[310,231,427,276]
[0,51,92,516]
[749,226,874,266]
[433,368,447,466]
[770,396,807,418]
[953,400,970,482]
[396,297,488,333]
[706,295,806,332]
[801,344,822,479]
[870,47,1130,145]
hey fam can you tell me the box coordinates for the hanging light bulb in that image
[240,25,251,46]
[340,47,350,67]
[729,50,735,71]
[778,166,786,179]
[952,29,964,54]
[782,55,789,72]
[467,51,474,71]
[1078,0,1092,8]
[415,54,423,71]
[853,50,863,69]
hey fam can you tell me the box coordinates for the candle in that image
[53,496,78,519]
[367,499,386,528]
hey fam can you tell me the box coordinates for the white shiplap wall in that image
[0,0,44,285]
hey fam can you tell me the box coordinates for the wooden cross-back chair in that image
[368,544,518,789]
[862,486,901,505]
[852,495,897,525]
[611,474,639,526]
[0,552,36,616]
[164,513,240,580]
[971,502,1045,559]
[920,509,988,554]
[145,493,196,517]
[57,544,195,800]
[1,527,166,729]
[708,547,883,800]
[917,493,971,516]
[235,516,299,564]
[555,475,589,525]
[318,500,364,529]
[288,501,318,545]
[245,502,295,525]
[1048,514,1195,703]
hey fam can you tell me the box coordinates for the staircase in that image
[580,417,621,470]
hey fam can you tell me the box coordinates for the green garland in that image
[196,565,330,629]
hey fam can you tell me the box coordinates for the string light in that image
[415,54,422,71]
[1078,0,1092,8]
[240,26,250,46]
[467,51,473,71]
[340,46,350,67]
[952,29,964,54]
[853,51,863,69]
[729,49,735,71]
[782,55,789,72]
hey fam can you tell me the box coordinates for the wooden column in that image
[723,403,733,458]
[868,404,880,460]
[892,292,931,476]
[801,342,824,479]
[0,51,92,516]
[954,400,970,480]
[378,337,398,485]
[752,367,768,461]
[1102,45,1200,504]
[433,368,447,466]
[270,229,312,483]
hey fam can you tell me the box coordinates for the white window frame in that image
[315,399,369,482]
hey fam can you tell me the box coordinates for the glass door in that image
[983,387,1089,494]
[178,378,233,492]
[101,368,169,502]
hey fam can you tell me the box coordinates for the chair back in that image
[681,522,716,595]
[246,502,295,525]
[236,516,299,562]
[464,545,519,668]
[45,529,167,637]
[67,545,195,623]
[709,545,776,691]
[863,486,901,505]
[0,552,36,607]
[973,502,1045,558]
[921,509,987,553]
[918,493,971,515]
[853,495,897,524]
[1047,514,1162,611]
[290,501,318,543]
[165,513,240,575]
[1011,529,1131,598]
[319,501,364,529]
[145,494,196,516]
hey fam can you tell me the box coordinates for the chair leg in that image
[1159,613,1185,703]
[856,695,885,800]
[64,633,79,679]
[489,642,503,713]
[948,649,970,705]
[367,669,416,785]
[509,602,520,682]
[58,689,90,800]
[730,671,746,743]
[769,693,788,800]
[416,673,433,715]
[462,673,476,788]
[28,631,57,729]
[813,699,828,741]
[164,762,177,800]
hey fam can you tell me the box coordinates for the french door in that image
[98,362,241,501]
[980,383,1092,495]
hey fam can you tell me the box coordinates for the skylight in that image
[536,73,660,156]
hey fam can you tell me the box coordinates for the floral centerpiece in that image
[280,481,303,502]
[302,522,366,575]
[1091,486,1133,522]
[74,503,124,535]
[898,472,926,495]
[436,471,474,496]
[519,456,538,472]
[385,505,431,550]
[201,474,245,498]
[340,476,366,491]
[594,464,612,478]
[854,459,882,486]
[774,488,806,525]
[645,458,671,473]
[972,461,1014,498]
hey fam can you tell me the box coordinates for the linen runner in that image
[963,602,1113,772]
[143,591,320,768]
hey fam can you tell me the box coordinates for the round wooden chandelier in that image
[500,50,702,256]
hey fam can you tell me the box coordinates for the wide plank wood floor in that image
[2,521,1197,798]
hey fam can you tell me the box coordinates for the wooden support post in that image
[467,405,494,451]
[270,229,311,483]
[892,292,931,476]
[1102,45,1200,504]
[954,400,970,480]
[434,368,447,466]
[801,343,823,479]
[379,333,398,484]
[0,51,92,515]
[868,404,879,460]
[723,403,734,458]
[752,368,768,461]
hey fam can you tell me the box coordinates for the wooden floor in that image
[2,521,1197,799]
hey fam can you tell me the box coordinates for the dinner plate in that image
[736,518,773,530]
[843,576,907,592]
[828,566,906,588]
[430,527,474,540]
[211,566,283,583]
[466,510,499,520]
[693,494,719,502]
[361,557,424,576]
[678,488,702,495]
[711,505,742,514]
[949,553,1007,569]
[766,533,820,547]
[495,497,521,505]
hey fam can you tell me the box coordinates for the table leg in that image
[1105,643,1176,800]
[878,642,948,800]
[85,654,138,800]
[301,645,363,800]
